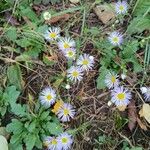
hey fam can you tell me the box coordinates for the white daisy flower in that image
[77,53,94,71]
[39,87,56,107]
[140,87,150,101]
[63,48,76,60]
[115,1,128,15]
[43,136,60,150]
[67,66,83,82]
[44,27,60,41]
[105,72,119,89]
[57,103,75,122]
[108,31,123,46]
[111,86,132,106]
[57,132,73,150]
[58,37,75,51]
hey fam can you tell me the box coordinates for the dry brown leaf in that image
[45,14,70,24]
[136,117,147,131]
[117,105,127,111]
[128,100,137,131]
[93,4,115,24]
[139,103,150,124]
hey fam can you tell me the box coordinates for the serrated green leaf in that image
[24,134,36,150]
[5,27,17,41]
[7,64,23,90]
[11,104,26,117]
[16,38,32,48]
[6,119,23,134]
[28,120,36,132]
[40,111,50,120]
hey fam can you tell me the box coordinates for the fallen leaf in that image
[45,14,70,24]
[128,100,137,131]
[0,135,8,150]
[117,105,127,111]
[93,4,115,24]
[139,103,150,124]
[136,117,147,131]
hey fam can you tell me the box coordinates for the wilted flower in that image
[52,100,64,114]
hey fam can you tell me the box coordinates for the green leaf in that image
[47,122,63,135]
[96,66,109,89]
[6,119,23,134]
[5,27,17,41]
[11,104,26,117]
[16,38,32,48]
[28,120,36,133]
[40,111,50,120]
[7,64,23,90]
[133,0,150,17]
[3,86,20,107]
[127,17,150,34]
[24,134,36,150]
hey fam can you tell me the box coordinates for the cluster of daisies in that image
[44,27,94,83]
[105,72,132,107]
[39,86,75,150]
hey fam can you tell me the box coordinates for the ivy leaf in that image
[7,64,24,90]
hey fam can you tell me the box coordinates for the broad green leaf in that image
[10,134,22,144]
[7,65,23,90]
[16,38,32,48]
[28,120,36,132]
[24,134,36,150]
[40,111,50,120]
[0,135,8,150]
[6,119,23,134]
[47,122,63,135]
[11,104,26,117]
[127,17,150,34]
[5,27,17,41]
[9,142,23,150]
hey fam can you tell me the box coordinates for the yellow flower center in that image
[52,100,64,113]
[51,139,57,145]
[82,59,89,65]
[49,32,57,38]
[117,93,125,100]
[67,51,74,57]
[72,71,79,77]
[63,109,69,116]
[46,94,52,101]
[64,43,70,49]
[62,137,68,143]
[111,76,116,83]
[113,37,119,43]
[119,5,124,11]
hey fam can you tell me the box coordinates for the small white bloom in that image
[65,84,71,90]
[43,11,51,20]
[105,72,119,89]
[108,31,123,46]
[77,54,94,71]
[67,66,83,82]
[43,136,60,150]
[58,37,75,51]
[44,27,60,41]
[111,86,132,106]
[57,103,75,122]
[57,132,73,150]
[107,101,113,107]
[63,48,76,60]
[39,87,56,107]
[140,87,150,101]
[121,74,126,80]
[115,1,128,15]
